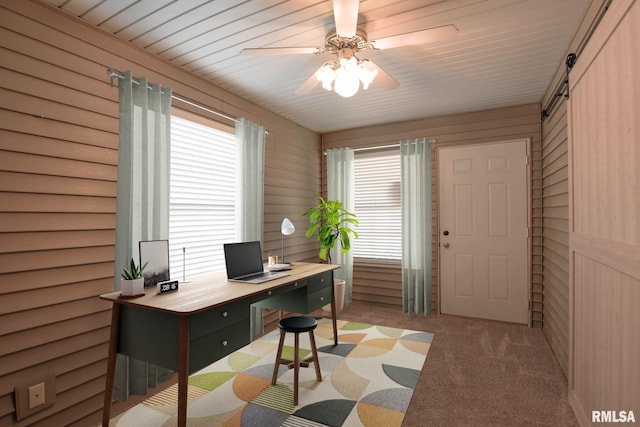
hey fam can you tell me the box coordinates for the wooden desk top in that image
[100,262,339,315]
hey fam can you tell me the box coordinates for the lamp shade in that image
[281,218,295,236]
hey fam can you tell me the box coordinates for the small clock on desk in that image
[157,279,179,294]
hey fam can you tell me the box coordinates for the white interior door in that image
[439,140,529,324]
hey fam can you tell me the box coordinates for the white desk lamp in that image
[281,217,295,264]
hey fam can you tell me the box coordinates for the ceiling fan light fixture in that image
[316,55,377,98]
[316,65,336,91]
[359,61,377,90]
[334,61,360,97]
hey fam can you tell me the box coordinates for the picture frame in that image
[139,240,170,288]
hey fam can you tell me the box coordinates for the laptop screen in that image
[223,241,264,279]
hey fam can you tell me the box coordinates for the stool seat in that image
[271,315,322,405]
[279,316,318,333]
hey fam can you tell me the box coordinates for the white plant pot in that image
[324,279,346,313]
[121,278,144,297]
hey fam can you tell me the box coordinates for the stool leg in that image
[271,329,286,385]
[293,332,300,405]
[308,330,322,382]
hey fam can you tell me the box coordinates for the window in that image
[169,115,236,280]
[352,149,402,261]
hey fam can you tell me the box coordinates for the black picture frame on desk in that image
[139,240,170,287]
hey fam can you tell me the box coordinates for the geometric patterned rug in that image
[110,319,434,427]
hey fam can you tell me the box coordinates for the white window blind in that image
[169,115,236,280]
[352,149,402,260]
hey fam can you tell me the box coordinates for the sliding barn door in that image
[568,0,640,424]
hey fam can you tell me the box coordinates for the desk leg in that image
[102,303,120,426]
[330,279,338,345]
[177,315,190,427]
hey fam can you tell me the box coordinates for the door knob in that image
[443,242,450,248]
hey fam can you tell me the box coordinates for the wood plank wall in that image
[322,103,542,322]
[540,102,571,373]
[353,261,403,306]
[0,1,321,425]
[567,0,640,424]
[539,0,608,377]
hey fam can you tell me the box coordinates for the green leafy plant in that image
[301,196,358,263]
[121,258,148,280]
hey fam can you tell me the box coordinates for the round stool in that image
[271,316,322,405]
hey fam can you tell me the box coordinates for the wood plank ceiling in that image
[40,0,591,133]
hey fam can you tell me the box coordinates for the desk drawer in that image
[305,271,332,293]
[190,300,250,340]
[252,271,333,313]
[190,319,250,373]
[256,284,332,314]
[306,285,332,312]
[251,281,299,304]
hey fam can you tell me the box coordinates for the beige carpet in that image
[320,302,578,426]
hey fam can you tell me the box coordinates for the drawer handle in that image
[321,278,324,283]
[320,296,324,301]
[221,340,228,347]
[294,283,298,287]
[268,290,272,295]
[221,311,228,318]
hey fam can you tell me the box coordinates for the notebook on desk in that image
[223,241,289,284]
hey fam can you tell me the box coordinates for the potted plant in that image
[301,196,358,312]
[120,258,148,297]
[301,196,358,263]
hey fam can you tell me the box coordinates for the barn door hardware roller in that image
[541,52,577,120]
[564,53,577,99]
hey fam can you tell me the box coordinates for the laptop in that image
[223,241,289,284]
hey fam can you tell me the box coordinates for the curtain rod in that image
[324,138,436,155]
[107,68,237,123]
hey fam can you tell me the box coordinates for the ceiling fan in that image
[241,0,457,97]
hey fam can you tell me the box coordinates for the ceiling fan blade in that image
[333,0,359,38]
[241,47,321,56]
[372,24,458,50]
[295,67,322,95]
[363,60,399,90]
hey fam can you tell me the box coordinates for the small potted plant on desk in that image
[301,196,358,312]
[120,258,148,298]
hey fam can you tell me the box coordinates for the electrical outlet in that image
[15,374,56,421]
[28,382,45,409]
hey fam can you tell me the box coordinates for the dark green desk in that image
[100,262,339,427]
